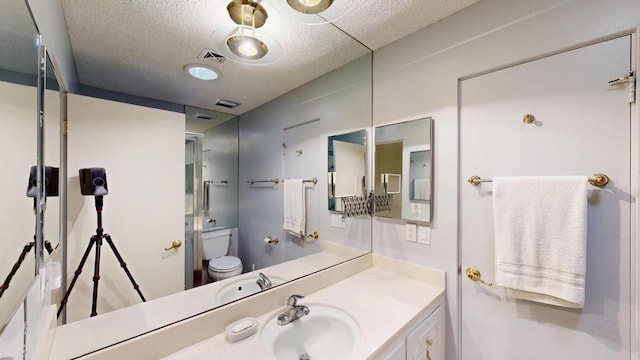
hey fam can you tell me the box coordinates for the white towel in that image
[493,176,588,308]
[283,179,305,238]
[413,179,430,201]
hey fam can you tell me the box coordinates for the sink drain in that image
[298,354,310,360]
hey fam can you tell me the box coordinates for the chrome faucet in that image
[256,272,272,290]
[277,295,310,325]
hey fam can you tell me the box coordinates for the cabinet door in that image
[406,306,443,360]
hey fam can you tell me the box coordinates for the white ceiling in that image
[56,0,479,116]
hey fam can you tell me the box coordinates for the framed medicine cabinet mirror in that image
[327,129,367,212]
[374,117,433,224]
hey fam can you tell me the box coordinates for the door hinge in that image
[609,71,636,103]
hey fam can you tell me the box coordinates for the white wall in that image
[238,55,372,271]
[0,82,59,338]
[65,94,185,322]
[371,0,640,359]
[0,81,38,330]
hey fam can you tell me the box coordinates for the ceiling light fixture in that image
[287,0,333,14]
[226,0,269,60]
[184,64,220,80]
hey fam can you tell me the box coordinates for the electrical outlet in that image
[331,214,346,229]
[417,225,430,245]
[405,223,417,242]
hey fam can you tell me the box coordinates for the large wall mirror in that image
[327,129,367,212]
[375,117,433,224]
[0,0,39,333]
[46,1,373,354]
[0,1,61,333]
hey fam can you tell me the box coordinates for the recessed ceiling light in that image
[287,0,333,14]
[184,64,220,81]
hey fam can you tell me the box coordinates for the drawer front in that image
[406,306,443,360]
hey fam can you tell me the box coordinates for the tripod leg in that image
[44,240,53,255]
[0,243,35,300]
[90,235,103,317]
[104,234,146,302]
[57,236,96,318]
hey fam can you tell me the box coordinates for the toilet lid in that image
[209,256,241,272]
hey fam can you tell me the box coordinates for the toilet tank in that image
[202,228,231,259]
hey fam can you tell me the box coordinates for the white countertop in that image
[163,266,445,359]
[47,247,365,360]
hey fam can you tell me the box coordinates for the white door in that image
[283,119,323,261]
[460,36,632,359]
[66,94,185,322]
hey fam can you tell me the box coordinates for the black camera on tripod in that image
[79,167,108,196]
[26,165,60,198]
[58,166,145,319]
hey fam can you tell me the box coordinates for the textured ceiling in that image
[0,0,38,76]
[59,0,479,116]
[335,0,479,50]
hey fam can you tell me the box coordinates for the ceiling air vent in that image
[215,99,241,109]
[198,49,227,64]
[194,113,216,121]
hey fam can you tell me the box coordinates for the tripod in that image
[0,239,52,300]
[57,195,145,318]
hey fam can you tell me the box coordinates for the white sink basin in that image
[215,275,285,303]
[261,304,360,360]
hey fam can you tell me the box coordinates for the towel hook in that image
[523,114,535,124]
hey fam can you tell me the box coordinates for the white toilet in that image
[202,229,243,281]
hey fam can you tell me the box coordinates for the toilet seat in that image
[208,256,242,273]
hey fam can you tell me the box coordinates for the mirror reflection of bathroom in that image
[375,117,433,224]
[327,129,366,212]
[0,0,40,331]
[185,107,239,287]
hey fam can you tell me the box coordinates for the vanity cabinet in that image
[374,303,444,360]
[407,305,443,359]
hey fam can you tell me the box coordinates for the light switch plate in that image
[417,225,430,245]
[337,215,346,229]
[331,214,338,227]
[405,223,417,242]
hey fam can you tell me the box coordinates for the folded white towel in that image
[283,179,305,238]
[493,176,588,308]
[413,179,430,201]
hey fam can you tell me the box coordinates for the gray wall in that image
[238,54,373,271]
[203,118,239,230]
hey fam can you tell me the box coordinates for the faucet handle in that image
[287,294,304,306]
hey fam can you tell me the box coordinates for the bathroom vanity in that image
[43,254,445,359]
[165,262,444,359]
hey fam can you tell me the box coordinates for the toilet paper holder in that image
[265,236,279,244]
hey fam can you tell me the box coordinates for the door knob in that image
[466,267,493,287]
[164,240,182,251]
